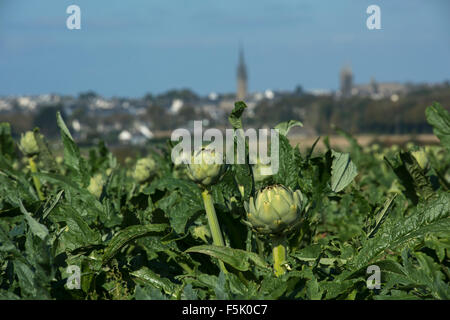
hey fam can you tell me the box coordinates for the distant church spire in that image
[340,63,353,98]
[237,45,247,101]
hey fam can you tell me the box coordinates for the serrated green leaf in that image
[135,285,168,300]
[425,102,450,151]
[350,192,450,270]
[185,245,269,272]
[102,224,169,263]
[131,267,177,298]
[56,112,86,179]
[272,135,302,189]
[291,244,321,262]
[274,120,303,136]
[149,177,203,234]
[330,150,358,192]
[18,200,49,240]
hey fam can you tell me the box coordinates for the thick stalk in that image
[201,189,227,273]
[272,237,287,277]
[29,157,44,201]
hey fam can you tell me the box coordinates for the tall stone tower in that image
[340,65,353,98]
[236,46,247,101]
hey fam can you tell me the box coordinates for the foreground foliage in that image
[0,102,449,300]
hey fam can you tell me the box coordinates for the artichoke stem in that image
[29,156,44,201]
[201,189,228,274]
[256,237,265,258]
[272,237,287,277]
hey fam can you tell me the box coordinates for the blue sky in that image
[0,0,449,97]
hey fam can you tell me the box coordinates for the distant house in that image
[118,123,154,145]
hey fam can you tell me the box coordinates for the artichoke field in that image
[0,102,449,300]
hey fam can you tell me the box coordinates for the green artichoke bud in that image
[244,185,305,236]
[191,225,211,243]
[371,144,380,153]
[374,152,384,162]
[133,157,157,183]
[225,195,239,210]
[19,131,39,157]
[187,147,224,187]
[390,145,399,153]
[252,157,274,183]
[405,142,414,150]
[12,161,20,171]
[87,174,104,199]
[411,148,429,171]
[55,156,63,165]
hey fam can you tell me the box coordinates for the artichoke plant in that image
[187,147,224,187]
[244,185,305,236]
[133,157,157,183]
[244,184,306,277]
[186,147,227,273]
[19,131,39,157]
[19,131,44,200]
[87,174,104,199]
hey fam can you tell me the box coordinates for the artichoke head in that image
[244,185,305,236]
[187,147,224,187]
[191,225,211,243]
[19,131,39,157]
[133,157,157,183]
[87,174,104,199]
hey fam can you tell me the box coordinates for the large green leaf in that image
[148,177,203,234]
[425,102,450,151]
[272,134,302,190]
[330,150,358,192]
[13,260,51,299]
[349,192,450,270]
[51,205,102,253]
[102,224,169,263]
[131,267,178,298]
[134,285,168,300]
[18,200,49,240]
[291,244,322,262]
[185,245,269,272]
[33,128,58,172]
[56,112,87,181]
[274,120,303,137]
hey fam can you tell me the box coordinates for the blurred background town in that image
[1,1,449,155]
